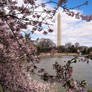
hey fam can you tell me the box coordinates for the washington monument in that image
[57,12,62,46]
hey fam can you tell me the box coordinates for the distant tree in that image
[65,42,72,48]
[57,45,66,53]
[36,38,56,54]
[68,45,77,53]
[75,42,80,48]
[82,48,88,55]
[88,47,92,53]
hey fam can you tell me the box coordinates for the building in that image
[57,12,62,46]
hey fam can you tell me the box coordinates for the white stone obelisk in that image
[57,12,62,46]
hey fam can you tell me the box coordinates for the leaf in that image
[31,31,34,34]
[41,3,46,7]
[28,0,35,4]
[38,28,42,32]
[25,33,30,38]
[30,69,34,73]
[43,31,48,35]
[48,29,53,32]
[37,15,40,18]
[32,27,37,31]
[38,22,42,27]
[41,73,49,81]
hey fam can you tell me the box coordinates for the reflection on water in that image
[33,56,92,92]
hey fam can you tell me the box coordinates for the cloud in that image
[61,16,92,47]
[25,1,92,47]
[34,8,92,47]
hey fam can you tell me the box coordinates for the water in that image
[33,56,92,92]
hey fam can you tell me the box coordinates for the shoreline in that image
[38,53,78,58]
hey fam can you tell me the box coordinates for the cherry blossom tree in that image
[0,0,91,92]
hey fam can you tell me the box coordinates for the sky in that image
[43,0,92,15]
[66,0,92,15]
[30,0,92,47]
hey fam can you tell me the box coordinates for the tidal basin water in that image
[33,56,92,92]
